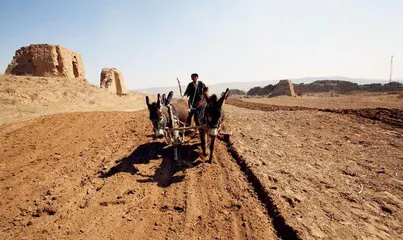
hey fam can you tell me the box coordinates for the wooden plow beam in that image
[165,126,233,136]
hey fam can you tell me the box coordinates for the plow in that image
[163,104,232,165]
[146,81,231,166]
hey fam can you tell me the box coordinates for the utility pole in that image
[389,55,394,83]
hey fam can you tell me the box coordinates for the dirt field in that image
[224,104,403,239]
[243,93,403,109]
[0,111,277,240]
[1,76,403,239]
[0,75,147,125]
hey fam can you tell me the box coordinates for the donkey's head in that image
[205,88,230,135]
[145,91,174,138]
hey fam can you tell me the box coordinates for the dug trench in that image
[220,136,301,240]
[0,110,283,240]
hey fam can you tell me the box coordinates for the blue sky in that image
[1,0,402,89]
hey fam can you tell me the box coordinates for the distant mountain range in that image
[135,77,403,96]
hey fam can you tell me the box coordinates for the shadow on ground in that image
[101,140,203,187]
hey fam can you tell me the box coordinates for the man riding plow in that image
[145,73,231,167]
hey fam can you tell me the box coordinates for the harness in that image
[164,104,186,145]
[197,103,223,135]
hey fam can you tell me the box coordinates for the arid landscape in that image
[2,1,403,238]
[1,70,402,240]
[0,74,145,125]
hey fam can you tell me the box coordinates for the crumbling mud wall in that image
[5,44,85,78]
[100,68,127,96]
[270,80,297,97]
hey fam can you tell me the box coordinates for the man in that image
[183,73,208,127]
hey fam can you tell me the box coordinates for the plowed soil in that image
[224,100,403,239]
[228,98,403,128]
[0,110,277,240]
[2,87,403,239]
[227,99,315,111]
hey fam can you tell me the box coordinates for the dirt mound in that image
[244,93,403,109]
[100,68,127,96]
[226,98,315,111]
[321,108,403,128]
[5,44,85,79]
[0,74,145,125]
[228,98,403,128]
[0,110,277,239]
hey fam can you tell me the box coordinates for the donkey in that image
[196,88,230,163]
[145,91,189,139]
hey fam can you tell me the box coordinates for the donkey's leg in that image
[207,136,216,163]
[173,145,183,168]
[199,129,208,156]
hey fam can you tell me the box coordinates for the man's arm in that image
[183,83,191,99]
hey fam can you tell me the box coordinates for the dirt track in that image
[0,110,277,240]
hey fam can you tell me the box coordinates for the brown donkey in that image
[145,91,189,139]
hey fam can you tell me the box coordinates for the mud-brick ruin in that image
[5,44,85,78]
[100,68,128,96]
[271,79,297,97]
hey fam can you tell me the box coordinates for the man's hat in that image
[191,73,198,78]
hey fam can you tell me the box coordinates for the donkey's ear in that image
[157,93,161,107]
[161,94,166,105]
[218,88,230,106]
[166,91,173,105]
[145,96,151,109]
[224,88,230,100]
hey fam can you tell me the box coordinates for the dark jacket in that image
[184,81,207,108]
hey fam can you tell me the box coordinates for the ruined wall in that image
[270,80,297,97]
[5,44,85,78]
[294,80,403,94]
[247,80,403,96]
[100,68,127,96]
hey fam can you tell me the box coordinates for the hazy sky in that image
[1,0,402,89]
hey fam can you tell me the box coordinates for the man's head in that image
[191,73,198,83]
